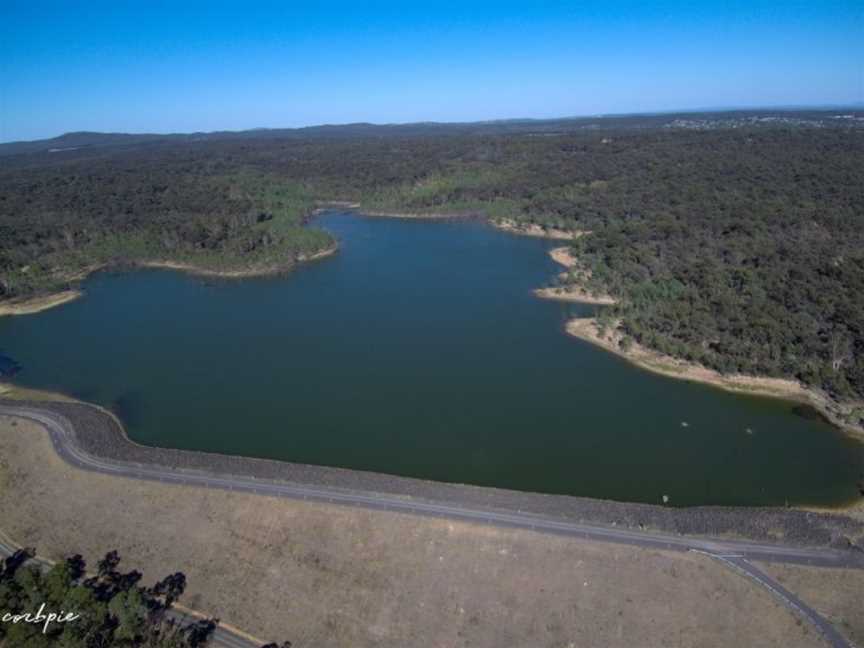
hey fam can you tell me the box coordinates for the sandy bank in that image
[0,245,338,316]
[535,286,617,304]
[138,244,338,278]
[361,209,476,219]
[543,247,864,438]
[0,384,79,402]
[549,246,578,268]
[492,218,585,240]
[314,200,361,209]
[137,260,280,278]
[566,317,807,400]
[534,246,619,304]
[0,290,83,316]
[565,317,864,439]
[0,262,105,317]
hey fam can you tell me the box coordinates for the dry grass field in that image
[0,415,851,647]
[756,561,864,647]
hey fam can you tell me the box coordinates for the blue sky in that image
[1,1,862,142]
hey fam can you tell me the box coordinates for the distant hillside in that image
[2,108,862,158]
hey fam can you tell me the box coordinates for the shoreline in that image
[5,210,862,442]
[564,316,864,440]
[534,286,617,304]
[0,290,84,316]
[548,246,578,267]
[0,383,80,402]
[491,218,584,240]
[137,243,338,278]
[534,246,618,304]
[0,244,338,316]
[2,399,863,541]
[3,380,864,518]
[359,208,479,219]
[535,245,864,439]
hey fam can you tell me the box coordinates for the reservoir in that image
[2,211,862,506]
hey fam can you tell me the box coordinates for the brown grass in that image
[756,562,864,647]
[0,415,833,647]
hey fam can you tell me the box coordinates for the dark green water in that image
[2,212,863,506]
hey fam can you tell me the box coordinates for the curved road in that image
[2,403,862,648]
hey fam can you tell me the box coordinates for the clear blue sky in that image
[1,1,862,142]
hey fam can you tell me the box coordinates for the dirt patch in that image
[0,416,833,647]
[492,218,584,240]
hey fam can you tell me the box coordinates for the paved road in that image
[2,403,862,647]
[691,550,854,648]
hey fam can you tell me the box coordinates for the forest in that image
[1,116,862,416]
[0,548,289,647]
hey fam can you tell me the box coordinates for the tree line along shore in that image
[1,125,862,434]
[531,245,863,440]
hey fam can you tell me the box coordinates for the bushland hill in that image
[1,110,862,426]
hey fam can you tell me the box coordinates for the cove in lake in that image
[2,212,863,507]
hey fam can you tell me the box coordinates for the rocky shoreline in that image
[6,399,863,551]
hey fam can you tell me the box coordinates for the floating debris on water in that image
[662,494,670,504]
[680,421,689,427]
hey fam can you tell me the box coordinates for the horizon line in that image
[4,101,864,146]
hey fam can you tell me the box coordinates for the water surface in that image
[2,212,862,506]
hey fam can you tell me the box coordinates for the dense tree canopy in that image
[0,548,216,647]
[1,122,862,413]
